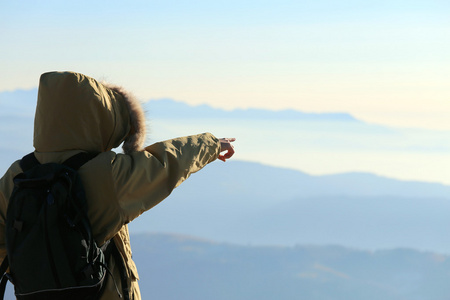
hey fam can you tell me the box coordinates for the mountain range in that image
[1,88,450,254]
[129,159,450,253]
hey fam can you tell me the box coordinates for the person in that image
[0,71,235,299]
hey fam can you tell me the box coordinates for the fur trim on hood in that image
[105,84,147,154]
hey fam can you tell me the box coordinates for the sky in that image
[1,0,449,131]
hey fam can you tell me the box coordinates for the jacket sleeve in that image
[111,132,220,224]
[0,161,23,264]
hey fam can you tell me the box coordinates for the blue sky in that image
[1,0,450,130]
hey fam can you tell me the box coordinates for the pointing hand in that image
[218,138,236,162]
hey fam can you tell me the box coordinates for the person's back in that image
[0,71,235,299]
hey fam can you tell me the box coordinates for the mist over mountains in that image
[129,159,450,253]
[3,88,450,184]
[143,98,450,185]
[1,88,450,253]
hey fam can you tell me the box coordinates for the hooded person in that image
[0,71,235,300]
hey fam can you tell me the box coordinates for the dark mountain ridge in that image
[130,232,450,300]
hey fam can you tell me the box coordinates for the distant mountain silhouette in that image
[145,98,358,121]
[0,89,358,121]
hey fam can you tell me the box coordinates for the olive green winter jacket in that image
[0,71,221,299]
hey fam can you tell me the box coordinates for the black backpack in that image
[0,152,128,300]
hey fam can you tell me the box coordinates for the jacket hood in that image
[33,71,146,154]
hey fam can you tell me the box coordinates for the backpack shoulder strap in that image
[62,152,98,171]
[0,256,9,300]
[19,152,97,172]
[19,152,40,171]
